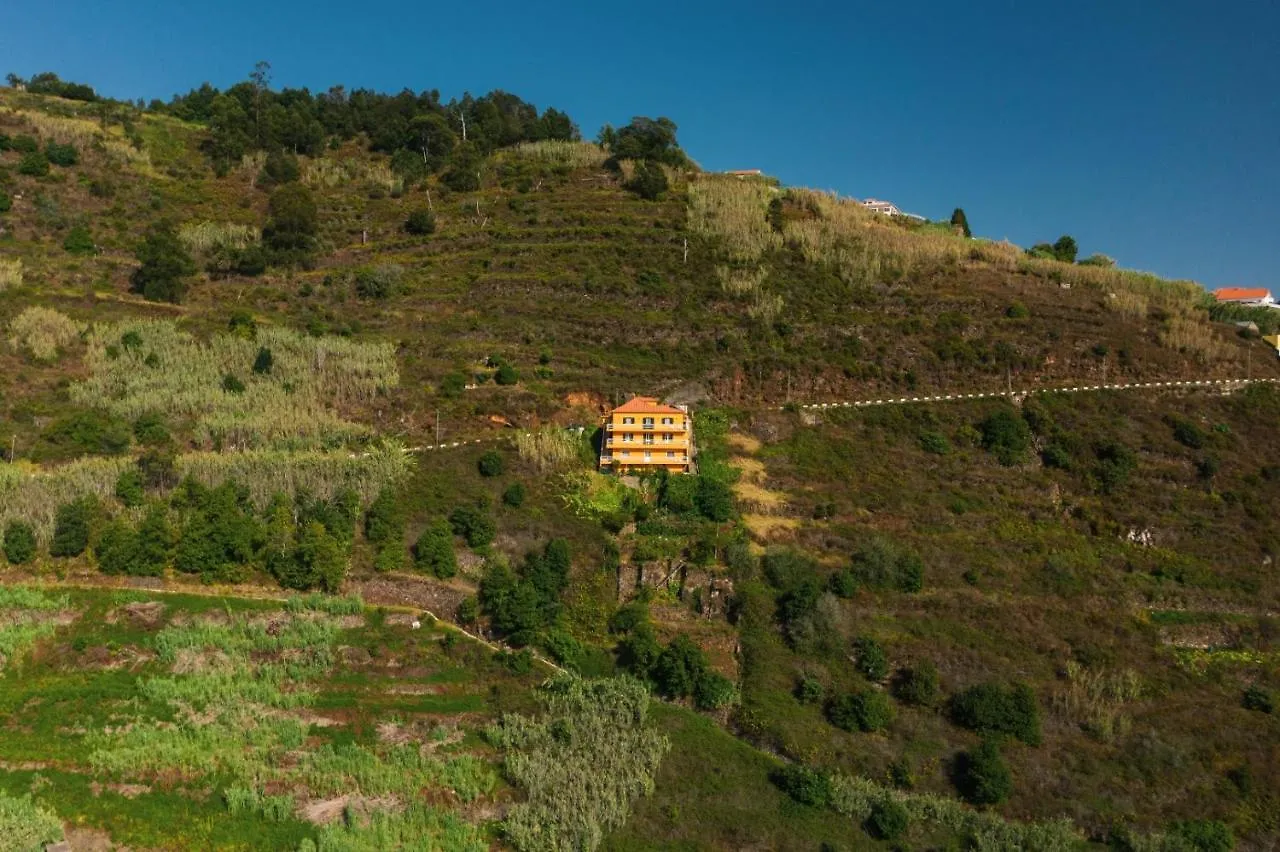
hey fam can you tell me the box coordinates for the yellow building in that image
[1265,334,1280,356]
[599,396,692,474]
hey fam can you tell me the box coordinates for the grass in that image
[7,306,84,362]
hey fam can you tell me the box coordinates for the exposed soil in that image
[105,601,167,629]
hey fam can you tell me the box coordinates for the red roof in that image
[1213,287,1272,302]
[612,396,685,415]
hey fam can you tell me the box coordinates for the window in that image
[662,417,673,425]
[644,452,652,460]
[622,417,634,425]
[667,451,675,458]
[662,434,673,442]
[623,434,632,442]
[642,417,654,425]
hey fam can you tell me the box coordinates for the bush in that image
[950,682,1041,745]
[893,661,941,707]
[2,521,37,565]
[18,151,50,176]
[854,636,889,681]
[414,518,457,579]
[62,224,95,255]
[1172,419,1206,449]
[11,134,39,154]
[353,264,405,300]
[263,183,319,266]
[494,363,519,385]
[695,476,734,522]
[365,486,405,572]
[252,346,274,375]
[919,431,951,455]
[45,141,79,167]
[96,520,142,576]
[627,161,669,200]
[439,371,467,398]
[828,569,858,598]
[652,635,707,699]
[0,192,10,214]
[115,468,145,507]
[694,671,737,710]
[51,498,96,557]
[502,482,526,508]
[257,151,299,188]
[979,409,1032,466]
[1005,302,1030,319]
[849,537,924,593]
[449,503,496,549]
[404,208,436,235]
[772,765,833,808]
[41,409,131,456]
[1169,820,1235,852]
[866,799,909,841]
[478,449,505,477]
[222,373,245,394]
[827,689,894,732]
[1242,685,1274,713]
[958,740,1012,806]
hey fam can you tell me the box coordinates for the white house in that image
[1212,287,1275,307]
[860,198,901,216]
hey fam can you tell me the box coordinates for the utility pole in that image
[435,410,441,447]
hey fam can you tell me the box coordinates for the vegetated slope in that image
[3,80,1280,852]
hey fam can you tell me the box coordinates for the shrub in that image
[353,264,405,300]
[0,192,10,214]
[627,160,669,200]
[1169,820,1235,852]
[979,409,1032,466]
[695,476,734,522]
[1172,419,1206,449]
[18,150,50,176]
[96,520,142,576]
[950,682,1041,745]
[257,151,300,188]
[694,671,737,710]
[502,482,526,508]
[919,431,951,455]
[494,363,519,385]
[827,689,894,732]
[62,224,95,255]
[45,141,79,167]
[653,635,707,699]
[866,799,909,841]
[41,409,132,456]
[1242,685,1274,714]
[894,661,941,707]
[449,503,495,549]
[796,675,825,705]
[772,765,833,808]
[51,498,96,557]
[849,537,924,593]
[958,740,1013,806]
[414,519,457,579]
[439,371,467,398]
[1094,440,1137,495]
[252,346,274,375]
[11,134,39,153]
[222,373,245,394]
[854,636,889,681]
[3,521,37,565]
[1005,302,1030,319]
[477,450,505,477]
[115,468,145,507]
[828,569,858,598]
[404,208,436,235]
[263,183,319,266]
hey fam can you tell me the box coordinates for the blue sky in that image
[4,0,1277,287]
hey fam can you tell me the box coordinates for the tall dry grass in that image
[516,428,583,472]
[0,444,413,543]
[0,259,23,291]
[3,107,152,169]
[71,320,399,449]
[1160,314,1235,364]
[302,157,402,193]
[688,176,781,263]
[510,141,607,168]
[1051,661,1142,742]
[178,221,261,253]
[8,307,84,362]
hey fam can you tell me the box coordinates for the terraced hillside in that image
[2,82,1279,851]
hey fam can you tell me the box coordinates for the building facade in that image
[599,396,691,474]
[860,198,901,216]
[1213,287,1275,306]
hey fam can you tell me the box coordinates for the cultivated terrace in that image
[0,71,1277,851]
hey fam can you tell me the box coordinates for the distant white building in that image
[860,198,901,216]
[1212,287,1275,307]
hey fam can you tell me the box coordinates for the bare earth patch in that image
[105,601,166,628]
[300,794,402,826]
[90,781,151,799]
[172,647,233,674]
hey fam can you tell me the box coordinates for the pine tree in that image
[950,207,972,238]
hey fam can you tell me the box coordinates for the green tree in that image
[295,521,347,592]
[979,409,1033,466]
[62,224,95,255]
[263,183,319,266]
[694,671,737,710]
[627,161,668,200]
[1052,235,1078,263]
[256,150,299,189]
[854,636,889,681]
[950,207,972,237]
[45,141,79,167]
[958,740,1012,806]
[894,660,941,707]
[653,635,708,699]
[131,221,196,304]
[3,521,37,565]
[404,208,436,235]
[867,800,910,841]
[502,482,526,508]
[441,142,482,192]
[414,518,457,578]
[51,498,96,558]
[135,504,173,575]
[478,449,505,477]
[950,681,1042,745]
[95,520,141,576]
[252,346,274,375]
[449,502,496,549]
[0,192,11,214]
[365,486,405,572]
[771,766,833,808]
[695,476,734,522]
[826,689,895,732]
[494,363,519,385]
[606,117,688,167]
[114,468,145,508]
[1169,820,1235,852]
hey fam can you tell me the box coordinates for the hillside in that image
[1,79,1279,852]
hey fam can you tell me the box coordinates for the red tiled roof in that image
[612,396,685,415]
[1213,287,1272,301]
